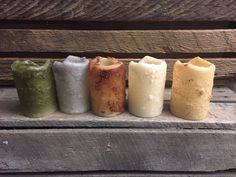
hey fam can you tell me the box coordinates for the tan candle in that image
[89,56,126,117]
[128,56,167,117]
[170,57,215,120]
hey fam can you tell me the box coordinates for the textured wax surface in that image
[53,55,90,114]
[170,57,216,120]
[89,56,126,117]
[11,60,58,118]
[128,56,167,117]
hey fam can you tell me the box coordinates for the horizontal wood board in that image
[1,29,236,53]
[0,87,235,129]
[0,58,236,83]
[0,0,236,21]
[1,172,236,177]
[0,129,236,172]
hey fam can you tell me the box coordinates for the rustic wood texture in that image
[0,87,235,129]
[1,58,236,83]
[0,128,236,172]
[0,0,236,21]
[1,29,236,53]
[1,172,236,177]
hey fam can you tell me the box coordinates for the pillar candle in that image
[11,60,57,118]
[53,55,90,114]
[89,56,125,117]
[170,57,216,120]
[128,56,167,117]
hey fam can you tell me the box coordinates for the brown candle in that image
[89,56,126,117]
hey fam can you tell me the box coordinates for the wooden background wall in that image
[0,0,236,86]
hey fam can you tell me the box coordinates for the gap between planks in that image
[0,21,233,30]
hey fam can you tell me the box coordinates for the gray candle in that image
[53,55,90,114]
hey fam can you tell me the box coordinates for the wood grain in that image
[1,58,236,83]
[0,0,235,21]
[1,29,236,53]
[0,87,235,129]
[1,172,236,177]
[0,128,236,172]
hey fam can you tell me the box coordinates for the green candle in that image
[11,60,57,118]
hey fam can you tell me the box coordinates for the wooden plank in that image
[0,87,235,129]
[1,29,236,53]
[0,129,236,172]
[0,0,235,21]
[1,58,236,82]
[1,172,236,177]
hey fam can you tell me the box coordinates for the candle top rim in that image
[90,56,123,70]
[64,55,89,64]
[130,56,166,68]
[140,56,166,65]
[11,60,52,73]
[53,55,89,67]
[176,57,215,70]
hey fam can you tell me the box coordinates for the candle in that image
[89,56,125,117]
[128,56,167,117]
[170,57,216,120]
[53,55,90,114]
[11,60,57,118]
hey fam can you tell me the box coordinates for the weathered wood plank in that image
[1,58,236,82]
[0,87,235,129]
[1,172,236,177]
[0,129,236,172]
[1,29,236,53]
[0,0,235,21]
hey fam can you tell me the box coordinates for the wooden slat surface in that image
[1,58,236,83]
[2,172,236,177]
[0,0,235,21]
[1,29,236,53]
[0,128,236,172]
[0,87,235,129]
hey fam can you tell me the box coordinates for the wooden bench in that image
[0,0,236,176]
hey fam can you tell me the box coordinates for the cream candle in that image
[170,57,216,120]
[53,55,90,114]
[128,56,167,117]
[89,56,126,117]
[11,60,57,118]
